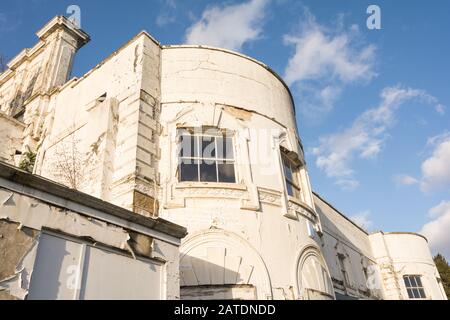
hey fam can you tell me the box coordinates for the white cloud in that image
[184,0,269,52]
[283,10,376,119]
[420,133,450,192]
[435,104,446,115]
[311,86,443,190]
[426,131,450,147]
[349,211,373,230]
[335,179,360,192]
[394,175,419,187]
[156,0,178,27]
[421,201,450,258]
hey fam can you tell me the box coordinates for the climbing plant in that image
[19,146,36,173]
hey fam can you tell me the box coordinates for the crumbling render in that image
[0,226,40,300]
[0,188,139,299]
[0,190,131,249]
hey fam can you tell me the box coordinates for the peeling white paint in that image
[0,189,130,251]
[0,235,39,299]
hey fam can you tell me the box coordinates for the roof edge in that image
[312,191,370,235]
[0,161,187,240]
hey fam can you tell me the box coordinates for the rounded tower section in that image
[369,232,447,300]
[158,45,333,300]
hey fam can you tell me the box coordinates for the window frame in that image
[403,275,427,300]
[177,128,237,184]
[281,152,302,200]
[338,254,350,288]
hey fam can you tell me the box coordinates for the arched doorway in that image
[179,229,272,300]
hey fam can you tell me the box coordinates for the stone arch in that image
[180,229,273,300]
[294,245,335,300]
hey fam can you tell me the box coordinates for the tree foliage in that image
[434,254,450,299]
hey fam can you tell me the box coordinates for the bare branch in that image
[52,135,84,190]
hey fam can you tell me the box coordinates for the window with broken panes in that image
[178,129,236,183]
[403,275,426,299]
[282,153,301,199]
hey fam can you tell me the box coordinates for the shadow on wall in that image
[179,254,258,300]
[314,202,383,300]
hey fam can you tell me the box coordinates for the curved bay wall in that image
[158,46,330,300]
[369,232,447,300]
[161,46,300,150]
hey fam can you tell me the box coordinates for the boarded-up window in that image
[28,232,163,300]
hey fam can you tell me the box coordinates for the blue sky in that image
[1,0,449,257]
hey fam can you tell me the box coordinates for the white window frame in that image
[404,275,427,299]
[177,128,237,184]
[281,152,302,200]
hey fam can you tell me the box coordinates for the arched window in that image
[297,249,335,300]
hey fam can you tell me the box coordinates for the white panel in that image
[80,246,162,300]
[28,233,163,300]
[28,233,83,300]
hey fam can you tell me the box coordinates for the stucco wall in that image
[158,46,331,300]
[370,232,447,300]
[2,16,446,301]
[314,193,383,300]
[0,16,89,160]
[35,33,162,216]
[0,112,25,165]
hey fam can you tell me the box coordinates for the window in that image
[282,153,301,199]
[338,254,350,287]
[404,275,426,299]
[178,128,236,183]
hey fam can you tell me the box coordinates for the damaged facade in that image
[0,16,447,300]
[0,162,186,299]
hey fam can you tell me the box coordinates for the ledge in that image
[175,182,247,191]
[0,161,187,240]
[286,196,318,222]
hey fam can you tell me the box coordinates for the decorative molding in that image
[258,188,282,207]
[180,229,273,300]
[174,184,247,199]
[286,199,318,222]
